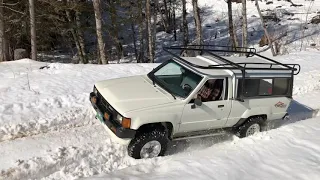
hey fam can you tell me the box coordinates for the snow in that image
[86,117,320,180]
[0,59,155,142]
[0,60,156,179]
[0,0,320,179]
[1,51,320,180]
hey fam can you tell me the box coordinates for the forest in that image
[0,0,317,64]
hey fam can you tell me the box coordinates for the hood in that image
[95,75,175,114]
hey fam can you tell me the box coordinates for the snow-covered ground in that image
[0,50,320,180]
[1,0,320,179]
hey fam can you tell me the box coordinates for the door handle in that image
[218,105,224,108]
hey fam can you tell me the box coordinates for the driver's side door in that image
[178,78,232,133]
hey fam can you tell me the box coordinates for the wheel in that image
[128,128,169,159]
[235,117,264,138]
[282,113,290,121]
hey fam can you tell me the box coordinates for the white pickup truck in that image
[89,46,300,159]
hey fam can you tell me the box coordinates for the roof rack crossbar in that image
[202,50,244,70]
[253,53,292,69]
[168,45,256,52]
[163,46,298,72]
[166,46,255,56]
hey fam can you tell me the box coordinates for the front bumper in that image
[89,92,136,140]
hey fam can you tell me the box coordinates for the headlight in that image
[116,113,131,128]
[116,114,123,122]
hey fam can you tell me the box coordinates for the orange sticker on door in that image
[275,101,286,108]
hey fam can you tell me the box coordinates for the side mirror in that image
[195,98,202,106]
[191,98,202,109]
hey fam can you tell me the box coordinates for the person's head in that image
[211,79,223,100]
[207,79,216,85]
[212,87,221,100]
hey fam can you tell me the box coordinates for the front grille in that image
[96,90,117,120]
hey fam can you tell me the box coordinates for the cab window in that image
[196,79,225,102]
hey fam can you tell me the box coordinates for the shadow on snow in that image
[165,100,319,156]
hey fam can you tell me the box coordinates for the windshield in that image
[148,60,203,98]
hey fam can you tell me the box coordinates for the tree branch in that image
[0,5,25,15]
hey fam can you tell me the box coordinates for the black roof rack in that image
[162,45,301,101]
[163,45,300,74]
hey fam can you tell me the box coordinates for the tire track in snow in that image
[1,106,319,180]
[0,107,97,142]
[0,124,143,180]
[0,145,129,180]
[0,108,319,180]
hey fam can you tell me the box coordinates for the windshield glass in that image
[148,60,203,98]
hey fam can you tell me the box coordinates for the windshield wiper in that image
[169,91,176,100]
[152,75,156,87]
[160,82,176,100]
[148,74,156,87]
[150,74,176,100]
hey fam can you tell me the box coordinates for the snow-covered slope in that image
[0,50,320,180]
[86,117,320,180]
[0,60,156,180]
[1,0,320,179]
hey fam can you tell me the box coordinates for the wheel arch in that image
[136,122,174,139]
[233,114,267,128]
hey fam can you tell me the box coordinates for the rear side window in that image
[259,79,273,95]
[237,78,291,97]
[238,79,259,97]
[273,78,290,95]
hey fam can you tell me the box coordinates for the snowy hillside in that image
[1,0,320,179]
[155,0,320,58]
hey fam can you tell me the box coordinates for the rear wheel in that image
[128,128,169,159]
[235,116,264,138]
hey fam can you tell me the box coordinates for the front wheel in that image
[128,129,169,159]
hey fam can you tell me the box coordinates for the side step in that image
[172,131,227,141]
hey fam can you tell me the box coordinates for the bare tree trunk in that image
[242,0,248,48]
[0,0,3,62]
[182,0,189,46]
[93,0,107,64]
[131,17,138,61]
[173,7,176,41]
[163,0,170,33]
[108,0,123,61]
[168,0,172,28]
[75,11,87,64]
[152,0,158,58]
[192,0,202,46]
[287,0,302,7]
[227,0,238,49]
[29,0,37,60]
[146,0,154,63]
[66,10,84,64]
[0,0,9,61]
[255,0,276,56]
[159,7,168,33]
[137,0,144,63]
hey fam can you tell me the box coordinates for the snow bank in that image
[1,0,320,179]
[0,60,156,142]
[1,50,320,180]
[85,116,320,180]
[0,107,95,142]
